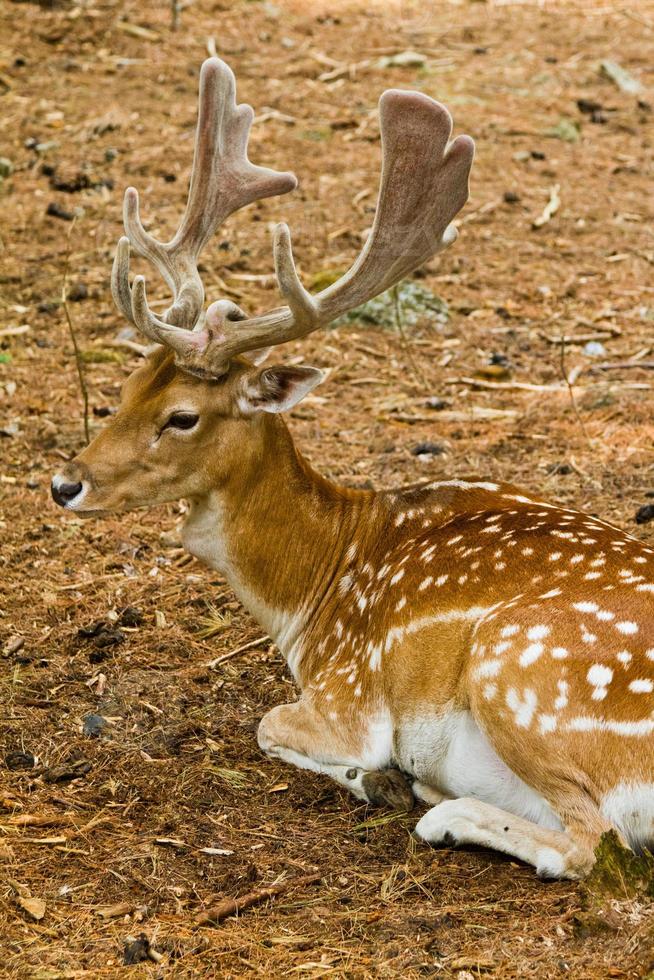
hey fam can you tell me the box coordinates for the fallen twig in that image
[194,873,322,927]
[559,335,593,450]
[592,361,654,371]
[448,376,564,393]
[539,328,621,345]
[385,407,518,423]
[205,635,270,669]
[0,325,30,338]
[532,184,560,229]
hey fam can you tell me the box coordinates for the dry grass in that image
[1,0,653,975]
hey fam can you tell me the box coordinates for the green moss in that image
[80,349,124,364]
[583,830,654,901]
[335,280,448,331]
[309,268,347,293]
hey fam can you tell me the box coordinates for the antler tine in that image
[273,224,320,331]
[186,87,474,376]
[111,236,135,323]
[115,57,297,335]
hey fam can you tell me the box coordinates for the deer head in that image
[51,57,474,515]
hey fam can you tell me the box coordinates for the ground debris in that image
[5,750,36,771]
[42,759,92,784]
[194,873,322,927]
[600,59,644,95]
[16,894,46,921]
[337,281,448,330]
[123,933,162,965]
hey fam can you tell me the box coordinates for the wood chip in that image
[17,895,46,920]
[154,837,188,850]
[116,21,160,41]
[96,902,134,919]
[532,183,560,228]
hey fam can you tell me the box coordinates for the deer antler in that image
[114,58,475,378]
[111,58,297,337]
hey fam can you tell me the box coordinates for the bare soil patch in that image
[1,0,653,976]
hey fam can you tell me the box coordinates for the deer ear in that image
[239,364,325,415]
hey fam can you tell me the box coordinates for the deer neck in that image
[182,415,367,681]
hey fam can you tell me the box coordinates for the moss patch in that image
[583,830,654,901]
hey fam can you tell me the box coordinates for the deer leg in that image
[413,797,600,879]
[258,701,414,811]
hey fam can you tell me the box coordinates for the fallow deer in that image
[52,58,654,879]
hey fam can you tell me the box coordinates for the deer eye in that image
[165,412,199,431]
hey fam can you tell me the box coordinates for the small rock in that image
[583,340,606,357]
[411,442,445,457]
[503,190,520,203]
[5,751,36,771]
[118,606,143,627]
[43,759,92,784]
[3,635,24,656]
[105,147,118,162]
[46,201,75,221]
[123,934,154,965]
[600,59,643,95]
[635,504,654,525]
[17,896,46,921]
[576,98,609,124]
[78,620,126,648]
[67,281,88,302]
[0,157,13,179]
[379,50,426,68]
[83,713,107,737]
[37,300,59,314]
[425,397,449,411]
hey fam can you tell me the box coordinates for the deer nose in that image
[51,478,83,507]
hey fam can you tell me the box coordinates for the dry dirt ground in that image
[1,0,654,976]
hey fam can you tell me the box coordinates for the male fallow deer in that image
[52,58,654,879]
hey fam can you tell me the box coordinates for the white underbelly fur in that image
[600,783,654,851]
[395,710,563,831]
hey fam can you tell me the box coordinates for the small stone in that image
[17,896,46,921]
[123,934,152,965]
[5,751,35,771]
[503,190,520,203]
[0,157,13,179]
[635,504,654,525]
[67,281,88,302]
[43,759,92,784]
[118,606,143,627]
[411,442,445,457]
[3,635,24,656]
[46,201,75,221]
[378,50,426,68]
[83,713,106,737]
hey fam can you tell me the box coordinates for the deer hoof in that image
[362,769,415,812]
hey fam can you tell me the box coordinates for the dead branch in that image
[205,635,270,669]
[194,873,322,927]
